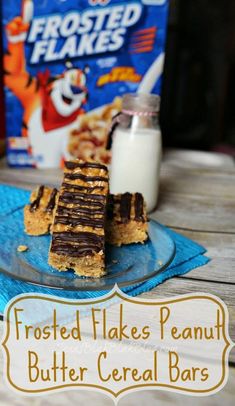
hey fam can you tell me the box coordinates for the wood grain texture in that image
[151,166,235,232]
[0,149,234,363]
[164,229,235,283]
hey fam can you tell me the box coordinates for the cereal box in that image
[1,0,169,168]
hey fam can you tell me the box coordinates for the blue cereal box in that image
[2,0,169,168]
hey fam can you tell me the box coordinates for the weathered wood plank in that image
[169,228,235,258]
[153,160,235,232]
[165,229,235,284]
[151,192,235,233]
[163,149,235,169]
[179,258,235,284]
[160,167,235,199]
[0,166,62,190]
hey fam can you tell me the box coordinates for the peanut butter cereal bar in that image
[106,193,148,246]
[24,186,58,236]
[48,160,109,277]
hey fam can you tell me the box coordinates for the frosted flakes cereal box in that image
[2,0,169,168]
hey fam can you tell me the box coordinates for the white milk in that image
[110,127,162,212]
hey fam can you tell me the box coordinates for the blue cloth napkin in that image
[0,184,30,217]
[0,185,210,313]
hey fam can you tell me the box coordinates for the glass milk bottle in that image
[110,93,162,212]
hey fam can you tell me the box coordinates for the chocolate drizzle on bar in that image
[57,205,102,217]
[53,231,103,247]
[107,193,145,223]
[51,231,104,257]
[65,161,108,172]
[30,185,44,212]
[51,161,108,258]
[120,193,132,223]
[62,182,104,193]
[107,195,115,220]
[61,191,105,202]
[134,193,145,222]
[65,173,108,183]
[46,188,58,213]
[54,215,104,228]
[59,195,104,209]
[50,245,101,257]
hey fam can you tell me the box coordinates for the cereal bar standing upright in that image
[48,160,109,277]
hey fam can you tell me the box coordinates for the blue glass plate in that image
[0,220,175,291]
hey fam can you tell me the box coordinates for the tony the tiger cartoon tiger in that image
[3,0,88,168]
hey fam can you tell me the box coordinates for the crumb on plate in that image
[17,245,28,252]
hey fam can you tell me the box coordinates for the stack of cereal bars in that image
[24,160,148,278]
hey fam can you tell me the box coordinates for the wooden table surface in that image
[0,149,235,365]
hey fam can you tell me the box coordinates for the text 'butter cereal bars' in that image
[48,160,109,277]
[106,193,148,247]
[24,186,58,236]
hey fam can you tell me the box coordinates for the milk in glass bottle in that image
[110,93,162,213]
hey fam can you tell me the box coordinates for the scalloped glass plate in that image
[0,220,175,291]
